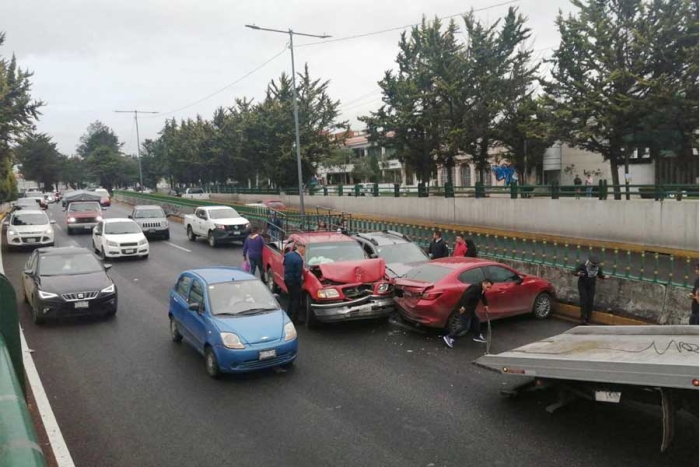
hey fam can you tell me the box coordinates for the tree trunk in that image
[609,157,621,200]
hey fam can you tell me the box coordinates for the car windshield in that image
[105,221,141,235]
[376,242,429,264]
[12,213,49,226]
[134,209,165,219]
[402,264,453,282]
[209,208,239,219]
[306,242,366,265]
[69,202,100,212]
[208,280,279,315]
[39,253,103,276]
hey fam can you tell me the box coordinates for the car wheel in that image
[532,293,553,319]
[266,268,278,293]
[208,231,217,248]
[446,310,468,337]
[170,317,183,343]
[186,226,196,242]
[93,240,100,254]
[281,360,295,370]
[304,294,319,329]
[141,254,149,260]
[23,287,29,304]
[100,247,106,261]
[164,231,170,240]
[205,347,220,379]
[105,309,117,319]
[67,227,73,236]
[31,300,45,325]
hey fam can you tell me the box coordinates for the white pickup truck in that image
[181,188,210,200]
[184,206,251,247]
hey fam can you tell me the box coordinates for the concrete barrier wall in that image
[211,193,698,251]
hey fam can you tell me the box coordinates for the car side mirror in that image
[104,264,112,271]
[23,269,32,276]
[370,253,378,259]
[189,302,201,312]
[514,276,523,285]
[50,220,56,224]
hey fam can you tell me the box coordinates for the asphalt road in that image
[2,202,697,467]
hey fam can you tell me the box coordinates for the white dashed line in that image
[164,242,191,253]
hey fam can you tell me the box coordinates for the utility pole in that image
[245,24,331,217]
[115,110,158,188]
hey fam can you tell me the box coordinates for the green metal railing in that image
[0,273,46,466]
[198,182,699,200]
[115,191,698,289]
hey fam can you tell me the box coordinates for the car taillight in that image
[421,291,443,300]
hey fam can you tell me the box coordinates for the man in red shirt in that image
[452,235,467,257]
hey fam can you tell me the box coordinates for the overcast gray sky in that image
[3,0,573,156]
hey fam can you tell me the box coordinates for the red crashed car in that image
[263,199,286,211]
[394,257,556,334]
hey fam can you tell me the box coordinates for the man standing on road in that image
[283,243,305,322]
[428,230,449,259]
[443,279,493,348]
[242,226,265,282]
[690,263,698,325]
[574,254,607,324]
[453,235,468,257]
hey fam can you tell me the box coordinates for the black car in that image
[21,247,118,324]
[353,230,430,278]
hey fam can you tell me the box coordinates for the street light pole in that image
[115,110,158,188]
[245,24,331,217]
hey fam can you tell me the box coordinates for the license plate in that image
[26,238,37,243]
[74,301,89,309]
[148,229,156,233]
[124,249,136,254]
[594,391,621,403]
[83,225,91,229]
[259,349,276,360]
[355,304,374,314]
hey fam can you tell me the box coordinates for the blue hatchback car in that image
[169,267,298,378]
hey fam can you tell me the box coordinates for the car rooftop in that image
[13,209,45,215]
[355,231,412,246]
[35,246,92,256]
[430,257,492,269]
[186,267,256,284]
[291,232,355,244]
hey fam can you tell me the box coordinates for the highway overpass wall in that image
[214,193,698,251]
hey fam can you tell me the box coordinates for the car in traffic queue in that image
[393,257,556,334]
[129,205,170,240]
[3,198,41,230]
[92,218,150,260]
[25,193,48,210]
[169,268,298,378]
[353,230,430,278]
[263,232,394,328]
[65,200,103,235]
[92,188,111,207]
[262,199,286,211]
[22,247,117,324]
[6,210,56,250]
[184,206,251,247]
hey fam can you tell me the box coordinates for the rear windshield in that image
[402,264,452,282]
[68,202,101,212]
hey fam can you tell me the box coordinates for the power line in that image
[296,0,523,49]
[148,47,288,119]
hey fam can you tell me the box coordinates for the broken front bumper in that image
[311,295,395,322]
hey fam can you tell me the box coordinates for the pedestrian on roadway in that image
[283,243,305,322]
[690,263,699,325]
[443,278,493,348]
[428,230,449,260]
[585,174,594,198]
[574,175,582,199]
[242,226,265,282]
[573,254,607,325]
[453,235,468,257]
[465,238,478,258]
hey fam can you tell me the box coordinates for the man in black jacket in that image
[443,279,493,348]
[574,254,607,324]
[428,230,449,259]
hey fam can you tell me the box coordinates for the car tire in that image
[532,292,553,319]
[100,247,106,261]
[446,310,468,337]
[141,254,149,260]
[23,287,29,304]
[170,317,183,343]
[266,268,279,293]
[281,360,295,370]
[164,231,170,241]
[31,300,45,325]
[208,231,217,248]
[105,309,117,319]
[205,347,220,379]
[93,240,100,255]
[304,294,320,329]
[187,226,196,242]
[67,227,73,236]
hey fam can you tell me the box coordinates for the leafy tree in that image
[0,32,43,201]
[60,156,87,189]
[76,121,121,158]
[352,155,381,183]
[14,132,63,190]
[77,121,128,190]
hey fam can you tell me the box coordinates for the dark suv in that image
[353,230,429,278]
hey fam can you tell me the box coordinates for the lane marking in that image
[0,220,75,467]
[164,242,191,253]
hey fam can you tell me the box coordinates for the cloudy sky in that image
[3,0,574,156]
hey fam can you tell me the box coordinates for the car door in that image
[170,274,193,341]
[484,265,524,317]
[182,279,208,352]
[92,221,103,251]
[22,251,39,306]
[196,209,208,236]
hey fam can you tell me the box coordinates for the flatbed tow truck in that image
[475,325,699,452]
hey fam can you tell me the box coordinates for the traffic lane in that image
[5,211,698,466]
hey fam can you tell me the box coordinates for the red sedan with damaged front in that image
[394,257,556,334]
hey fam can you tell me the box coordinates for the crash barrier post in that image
[551,181,560,199]
[373,183,379,197]
[394,184,400,197]
[444,182,454,198]
[113,191,698,288]
[0,273,46,466]
[475,181,484,198]
[417,182,427,198]
[510,182,517,199]
[354,185,360,197]
[323,186,328,196]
